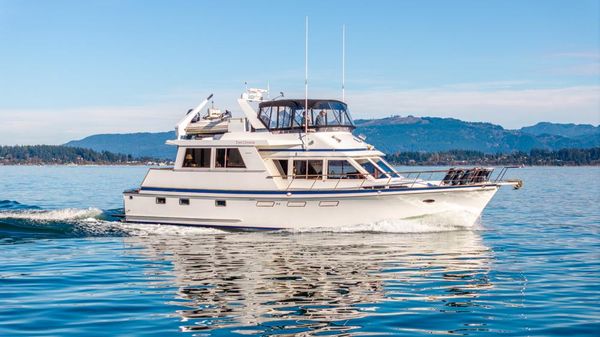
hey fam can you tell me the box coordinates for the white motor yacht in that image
[123,89,521,230]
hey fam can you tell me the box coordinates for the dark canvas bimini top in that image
[258,99,347,110]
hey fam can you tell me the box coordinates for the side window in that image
[215,148,246,168]
[277,107,292,129]
[216,148,226,167]
[259,107,271,128]
[183,148,211,168]
[273,159,288,178]
[327,160,362,179]
[226,148,246,168]
[292,160,323,179]
[356,159,386,179]
[374,158,401,177]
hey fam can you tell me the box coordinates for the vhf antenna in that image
[342,24,346,102]
[304,16,309,134]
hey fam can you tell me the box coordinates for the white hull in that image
[123,185,499,230]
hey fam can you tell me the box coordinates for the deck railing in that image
[267,166,516,192]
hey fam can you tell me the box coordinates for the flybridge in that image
[257,99,355,132]
[173,89,357,139]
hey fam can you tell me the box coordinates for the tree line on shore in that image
[1,145,599,166]
[386,148,600,166]
[0,145,151,165]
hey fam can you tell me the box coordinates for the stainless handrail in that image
[267,166,518,192]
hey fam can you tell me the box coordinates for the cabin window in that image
[156,197,166,204]
[313,101,353,128]
[179,198,190,205]
[257,100,354,131]
[278,107,293,129]
[215,148,246,168]
[273,159,289,178]
[215,200,226,207]
[183,148,211,168]
[327,160,362,179]
[373,158,401,177]
[293,160,323,179]
[356,159,387,179]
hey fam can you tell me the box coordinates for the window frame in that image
[325,159,363,179]
[292,159,324,179]
[182,148,212,169]
[355,158,389,179]
[273,159,289,179]
[372,157,402,178]
[215,148,247,169]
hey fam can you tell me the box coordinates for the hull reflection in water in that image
[124,230,494,335]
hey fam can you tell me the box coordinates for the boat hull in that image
[123,185,499,230]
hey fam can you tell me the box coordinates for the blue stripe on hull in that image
[136,184,496,196]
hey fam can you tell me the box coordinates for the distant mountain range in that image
[66,131,177,159]
[64,116,600,159]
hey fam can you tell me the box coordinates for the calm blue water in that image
[0,166,599,336]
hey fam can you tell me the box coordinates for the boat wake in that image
[287,211,482,234]
[0,207,103,222]
[0,200,226,240]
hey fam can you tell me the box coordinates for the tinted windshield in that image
[312,101,353,128]
[356,159,387,179]
[258,100,354,131]
[372,158,401,178]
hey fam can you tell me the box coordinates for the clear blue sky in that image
[0,0,598,144]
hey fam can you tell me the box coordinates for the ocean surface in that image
[0,165,599,336]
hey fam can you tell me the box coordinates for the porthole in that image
[156,197,166,204]
[215,200,227,207]
[179,198,190,206]
[422,199,435,203]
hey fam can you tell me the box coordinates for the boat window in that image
[356,159,387,179]
[313,101,353,128]
[155,197,166,204]
[327,160,362,179]
[293,160,323,179]
[215,148,246,168]
[215,200,226,207]
[183,148,211,168]
[257,100,354,131]
[372,158,401,177]
[273,159,288,178]
[292,108,305,127]
[277,107,293,129]
[259,106,271,127]
[179,198,190,205]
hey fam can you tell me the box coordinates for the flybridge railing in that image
[267,167,517,192]
[398,167,502,187]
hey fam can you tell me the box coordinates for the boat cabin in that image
[257,99,355,132]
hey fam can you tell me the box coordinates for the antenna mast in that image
[304,16,309,134]
[342,24,346,102]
